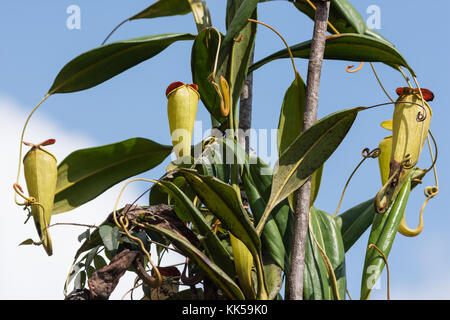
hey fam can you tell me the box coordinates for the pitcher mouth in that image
[166,82,199,99]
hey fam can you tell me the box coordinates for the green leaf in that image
[242,167,285,270]
[156,180,235,277]
[334,198,376,252]
[93,255,107,270]
[360,173,412,300]
[191,1,256,121]
[74,271,86,290]
[53,138,172,214]
[250,33,414,75]
[277,72,305,155]
[129,0,191,20]
[304,207,346,300]
[246,157,293,272]
[180,169,260,257]
[84,246,100,271]
[364,28,392,45]
[292,0,392,45]
[293,0,366,35]
[222,0,259,52]
[48,33,195,94]
[145,224,245,300]
[262,107,360,227]
[191,28,226,121]
[227,4,257,110]
[187,0,213,31]
[99,225,120,252]
[262,254,283,300]
[130,0,211,31]
[77,229,90,243]
[277,72,322,207]
[180,168,268,299]
[18,239,35,246]
[73,226,104,263]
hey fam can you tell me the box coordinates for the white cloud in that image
[0,95,183,300]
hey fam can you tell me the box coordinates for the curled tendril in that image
[362,147,381,159]
[374,154,413,214]
[401,153,416,169]
[346,62,364,73]
[362,101,428,123]
[333,147,380,217]
[233,34,243,42]
[13,183,36,206]
[424,186,438,198]
[112,178,164,288]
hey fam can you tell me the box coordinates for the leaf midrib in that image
[55,148,169,195]
[268,112,355,213]
[49,34,191,94]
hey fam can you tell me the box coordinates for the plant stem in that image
[238,49,254,154]
[288,0,330,300]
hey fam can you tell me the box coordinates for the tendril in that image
[112,178,164,288]
[248,18,298,77]
[308,215,340,300]
[14,94,51,206]
[362,101,427,123]
[400,130,439,237]
[370,63,395,102]
[374,155,413,214]
[333,147,380,217]
[367,244,390,300]
[346,62,363,73]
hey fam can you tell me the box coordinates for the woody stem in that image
[288,0,330,300]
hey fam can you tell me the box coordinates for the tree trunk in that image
[288,0,330,300]
[238,50,255,154]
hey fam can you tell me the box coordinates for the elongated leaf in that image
[247,157,293,272]
[73,227,103,261]
[130,0,211,31]
[49,33,195,94]
[180,169,260,256]
[263,108,360,221]
[146,224,245,300]
[360,174,412,300]
[156,180,235,277]
[130,0,191,20]
[222,0,259,51]
[250,33,413,75]
[230,233,256,299]
[187,0,212,31]
[180,169,268,299]
[242,169,285,270]
[53,138,172,214]
[292,0,391,44]
[99,225,120,253]
[293,0,366,34]
[304,207,346,300]
[334,198,376,252]
[277,72,305,155]
[262,254,283,300]
[278,72,322,207]
[191,28,226,121]
[227,5,257,110]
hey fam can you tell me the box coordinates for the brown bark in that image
[288,0,330,300]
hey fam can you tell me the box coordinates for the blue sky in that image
[0,0,449,299]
